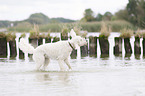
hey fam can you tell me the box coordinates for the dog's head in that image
[70,29,87,49]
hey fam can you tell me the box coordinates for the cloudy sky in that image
[0,0,128,21]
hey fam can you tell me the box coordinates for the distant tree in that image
[127,0,138,17]
[127,0,145,27]
[137,0,145,27]
[115,9,130,21]
[126,0,138,25]
[83,8,95,22]
[115,0,145,28]
[103,12,113,21]
[96,13,103,21]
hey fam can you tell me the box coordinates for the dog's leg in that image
[33,53,45,71]
[58,59,65,71]
[64,58,72,70]
[43,58,50,70]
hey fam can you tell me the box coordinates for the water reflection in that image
[35,73,52,81]
[0,57,145,96]
[35,72,71,84]
[135,54,141,60]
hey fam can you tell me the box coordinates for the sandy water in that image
[0,32,145,96]
[0,57,145,96]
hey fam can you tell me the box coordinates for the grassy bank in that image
[8,20,136,32]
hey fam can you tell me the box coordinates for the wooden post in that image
[29,38,38,48]
[6,32,17,58]
[89,36,97,57]
[124,38,132,57]
[142,38,145,57]
[81,45,88,57]
[38,37,43,46]
[52,37,60,43]
[61,33,68,40]
[9,40,17,57]
[134,37,141,59]
[114,37,122,56]
[38,33,47,45]
[19,37,24,59]
[99,37,109,57]
[45,37,51,43]
[0,38,7,57]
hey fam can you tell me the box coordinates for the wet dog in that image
[19,29,87,71]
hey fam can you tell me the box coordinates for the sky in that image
[0,0,128,21]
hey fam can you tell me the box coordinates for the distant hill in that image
[51,17,75,23]
[25,13,50,24]
[0,20,11,28]
[0,13,75,28]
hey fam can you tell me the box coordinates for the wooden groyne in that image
[1,32,145,59]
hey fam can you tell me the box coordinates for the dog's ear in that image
[70,29,76,38]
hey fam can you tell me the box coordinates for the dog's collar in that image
[68,42,75,50]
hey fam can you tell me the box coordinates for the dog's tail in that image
[19,38,35,54]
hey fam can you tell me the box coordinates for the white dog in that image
[19,29,87,71]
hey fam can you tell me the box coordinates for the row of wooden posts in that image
[0,34,144,59]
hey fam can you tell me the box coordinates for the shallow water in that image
[1,32,145,96]
[0,57,145,96]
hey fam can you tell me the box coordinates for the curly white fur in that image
[19,29,87,71]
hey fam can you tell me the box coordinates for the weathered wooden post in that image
[45,33,52,43]
[29,33,38,48]
[0,32,7,57]
[19,33,26,59]
[38,33,46,45]
[61,29,68,40]
[142,31,145,58]
[7,32,17,58]
[99,37,109,57]
[134,37,141,59]
[114,37,122,56]
[80,32,88,57]
[81,44,88,57]
[38,36,43,46]
[99,23,110,58]
[52,36,60,43]
[137,30,145,58]
[143,38,145,57]
[28,26,39,58]
[89,36,97,57]
[29,24,39,48]
[120,28,133,58]
[124,38,132,57]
